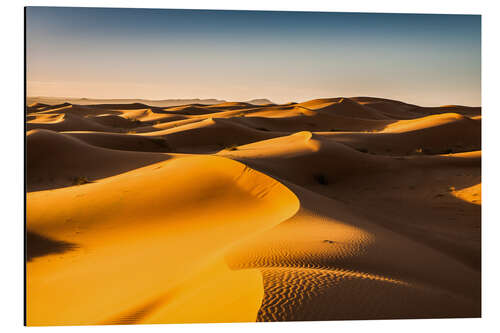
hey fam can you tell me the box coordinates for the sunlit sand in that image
[26,97,481,325]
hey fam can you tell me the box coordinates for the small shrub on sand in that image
[256,127,270,132]
[150,138,170,149]
[356,148,369,153]
[441,148,454,154]
[313,173,328,185]
[224,144,239,151]
[413,147,432,155]
[72,176,92,186]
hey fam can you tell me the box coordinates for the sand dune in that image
[26,129,169,191]
[218,131,388,186]
[296,97,391,120]
[409,105,481,117]
[27,113,118,132]
[162,105,225,115]
[231,109,393,132]
[317,112,481,155]
[26,97,227,107]
[27,156,299,325]
[63,131,172,152]
[220,134,480,269]
[357,101,423,119]
[25,97,481,325]
[227,183,480,320]
[205,101,256,110]
[138,117,281,153]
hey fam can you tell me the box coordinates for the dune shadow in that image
[26,231,78,262]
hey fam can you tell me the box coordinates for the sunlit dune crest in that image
[26,97,481,325]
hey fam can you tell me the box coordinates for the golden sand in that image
[26,97,481,325]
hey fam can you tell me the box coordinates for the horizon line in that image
[25,95,482,108]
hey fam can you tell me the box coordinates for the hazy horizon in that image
[26,7,481,107]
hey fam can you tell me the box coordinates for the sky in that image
[26,7,481,106]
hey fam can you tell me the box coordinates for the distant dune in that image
[27,96,275,108]
[26,97,481,325]
[27,97,227,107]
[245,98,274,105]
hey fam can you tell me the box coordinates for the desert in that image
[26,96,481,325]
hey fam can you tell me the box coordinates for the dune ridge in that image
[26,97,481,325]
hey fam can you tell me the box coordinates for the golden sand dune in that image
[410,105,482,117]
[25,97,481,325]
[27,113,118,132]
[317,112,481,155]
[138,118,281,153]
[296,97,391,120]
[117,108,186,124]
[26,97,227,107]
[27,102,73,113]
[131,117,205,133]
[232,110,393,132]
[382,112,479,132]
[27,156,299,325]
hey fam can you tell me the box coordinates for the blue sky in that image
[26,7,481,106]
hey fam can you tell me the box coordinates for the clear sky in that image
[26,7,481,106]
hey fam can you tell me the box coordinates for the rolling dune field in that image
[25,97,481,325]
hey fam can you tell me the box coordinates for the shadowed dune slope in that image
[63,131,172,152]
[409,105,481,117]
[218,131,389,186]
[138,118,282,153]
[205,102,255,110]
[163,105,227,115]
[84,114,141,129]
[356,101,422,119]
[26,129,169,191]
[226,183,480,320]
[232,111,393,132]
[27,113,119,133]
[220,133,480,269]
[296,97,391,120]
